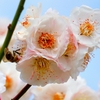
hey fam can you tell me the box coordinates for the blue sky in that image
[0,0,100,91]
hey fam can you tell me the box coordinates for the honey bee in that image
[3,48,21,63]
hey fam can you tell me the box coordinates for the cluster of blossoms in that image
[0,4,100,99]
[0,62,100,100]
[31,77,100,100]
[9,4,100,86]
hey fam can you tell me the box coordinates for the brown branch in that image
[11,84,31,100]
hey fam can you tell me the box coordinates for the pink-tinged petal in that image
[14,23,29,40]
[70,5,93,23]
[26,13,69,58]
[56,56,71,72]
[55,29,79,72]
[24,3,42,18]
[45,8,59,15]
[17,50,70,86]
[71,87,100,100]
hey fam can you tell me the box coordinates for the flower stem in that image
[11,84,31,100]
[0,0,26,62]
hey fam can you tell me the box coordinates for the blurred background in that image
[0,0,100,91]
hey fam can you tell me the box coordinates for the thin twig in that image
[11,84,31,100]
[0,0,26,62]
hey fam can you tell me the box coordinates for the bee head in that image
[6,51,13,60]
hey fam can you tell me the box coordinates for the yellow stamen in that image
[64,35,76,57]
[5,75,13,90]
[38,32,55,49]
[21,17,30,28]
[80,20,94,36]
[82,53,90,68]
[53,92,65,100]
[32,57,53,80]
[64,42,76,57]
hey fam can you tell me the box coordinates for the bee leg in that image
[12,51,16,56]
[13,49,21,55]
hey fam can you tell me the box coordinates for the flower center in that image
[80,20,94,36]
[82,53,90,68]
[32,57,53,80]
[21,17,30,28]
[38,32,55,49]
[53,92,65,100]
[5,75,13,90]
[63,35,76,57]
[64,42,76,57]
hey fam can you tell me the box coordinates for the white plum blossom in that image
[0,62,33,100]
[25,11,69,59]
[31,76,99,100]
[0,62,21,100]
[31,83,67,100]
[13,3,42,41]
[16,48,70,86]
[69,5,100,48]
[55,28,89,79]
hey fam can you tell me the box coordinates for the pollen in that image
[64,42,76,57]
[5,75,13,90]
[32,57,53,80]
[38,32,55,49]
[21,17,30,28]
[63,36,76,57]
[82,53,90,68]
[53,92,65,100]
[80,20,94,36]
